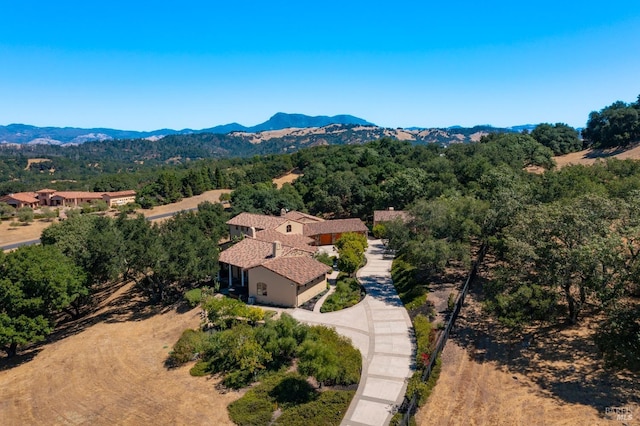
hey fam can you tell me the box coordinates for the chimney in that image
[247,226,256,238]
[280,208,287,217]
[388,207,394,211]
[273,240,283,258]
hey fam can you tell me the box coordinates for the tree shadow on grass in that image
[0,279,189,369]
[449,277,640,415]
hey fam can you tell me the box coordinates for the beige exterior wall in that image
[274,220,304,235]
[248,267,297,307]
[296,275,328,306]
[103,195,136,206]
[229,225,257,239]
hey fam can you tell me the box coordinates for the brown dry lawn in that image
[554,144,640,169]
[272,169,303,189]
[0,281,240,425]
[417,280,640,426]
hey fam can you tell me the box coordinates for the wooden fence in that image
[398,243,488,425]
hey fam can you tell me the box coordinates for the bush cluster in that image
[320,277,363,313]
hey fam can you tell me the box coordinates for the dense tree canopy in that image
[531,123,582,155]
[583,95,640,148]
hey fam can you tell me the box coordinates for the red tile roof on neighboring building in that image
[104,190,136,197]
[373,210,411,224]
[0,192,38,204]
[254,230,317,252]
[226,212,287,230]
[51,191,103,200]
[257,256,331,286]
[304,218,368,236]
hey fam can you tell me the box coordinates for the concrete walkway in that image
[291,239,415,426]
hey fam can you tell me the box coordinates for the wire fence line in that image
[398,243,488,425]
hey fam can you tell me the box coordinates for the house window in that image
[257,282,267,296]
[286,224,292,233]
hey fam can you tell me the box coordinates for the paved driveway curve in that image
[291,239,415,426]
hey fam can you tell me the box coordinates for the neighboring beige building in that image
[33,188,137,208]
[0,192,39,209]
[102,190,137,207]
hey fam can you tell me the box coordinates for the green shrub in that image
[391,257,428,310]
[274,390,355,426]
[228,393,274,426]
[314,251,335,267]
[184,288,202,307]
[413,315,433,367]
[447,292,456,312]
[406,356,442,406]
[189,360,210,376]
[372,223,387,239]
[168,329,209,365]
[320,278,363,313]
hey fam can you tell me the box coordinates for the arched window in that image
[286,224,292,233]
[257,282,268,296]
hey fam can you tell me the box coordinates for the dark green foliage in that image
[273,390,354,426]
[313,251,334,267]
[583,96,640,148]
[335,233,367,276]
[320,278,363,313]
[228,371,354,426]
[595,304,640,371]
[413,315,433,367]
[390,258,427,311]
[168,329,210,365]
[0,245,86,357]
[531,123,582,155]
[298,326,361,386]
[406,356,442,406]
[183,288,202,307]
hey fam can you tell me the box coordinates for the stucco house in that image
[218,237,328,308]
[304,218,369,245]
[0,192,39,209]
[220,210,369,307]
[225,211,368,246]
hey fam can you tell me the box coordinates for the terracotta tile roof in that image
[0,192,38,204]
[104,190,136,197]
[304,218,368,236]
[373,210,411,224]
[36,188,57,193]
[283,210,324,223]
[219,238,294,269]
[254,229,317,253]
[257,256,331,286]
[226,212,286,230]
[52,191,103,200]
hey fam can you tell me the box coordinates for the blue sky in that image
[1,1,639,130]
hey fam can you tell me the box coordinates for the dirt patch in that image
[0,219,56,247]
[140,189,232,220]
[272,170,303,189]
[25,158,52,170]
[416,279,640,425]
[554,144,640,169]
[0,283,240,425]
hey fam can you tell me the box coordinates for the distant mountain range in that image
[0,113,375,145]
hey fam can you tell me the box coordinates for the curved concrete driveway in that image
[291,239,415,426]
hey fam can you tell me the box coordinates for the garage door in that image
[320,234,332,245]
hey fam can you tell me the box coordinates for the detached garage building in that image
[304,218,369,246]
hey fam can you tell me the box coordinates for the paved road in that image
[1,238,41,251]
[291,239,415,426]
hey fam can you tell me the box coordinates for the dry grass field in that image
[0,281,240,425]
[417,280,640,426]
[554,144,640,169]
[272,169,303,188]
